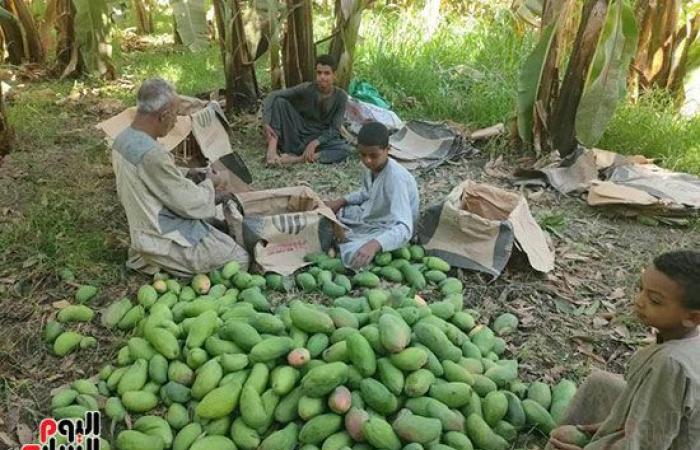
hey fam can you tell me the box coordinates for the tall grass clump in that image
[353,7,535,128]
[600,90,700,175]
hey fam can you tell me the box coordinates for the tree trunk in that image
[667,14,700,95]
[629,0,653,96]
[330,0,343,58]
[283,0,314,87]
[631,0,687,95]
[532,0,566,152]
[0,82,11,162]
[55,0,79,75]
[0,2,25,65]
[7,0,44,63]
[330,0,370,90]
[0,26,5,64]
[132,0,154,34]
[267,0,283,89]
[648,0,679,88]
[549,0,608,156]
[173,14,182,44]
[212,0,227,64]
[213,0,259,112]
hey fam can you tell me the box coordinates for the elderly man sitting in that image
[111,78,249,276]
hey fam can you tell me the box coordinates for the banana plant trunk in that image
[631,0,696,99]
[267,0,283,90]
[667,14,700,95]
[0,82,11,160]
[5,0,44,63]
[212,0,259,112]
[0,2,26,64]
[132,0,154,34]
[531,0,567,153]
[283,0,315,87]
[330,0,371,90]
[55,0,78,74]
[549,0,608,156]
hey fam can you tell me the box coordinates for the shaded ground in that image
[0,77,698,448]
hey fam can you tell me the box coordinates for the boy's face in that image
[634,265,696,332]
[316,64,335,91]
[358,145,389,173]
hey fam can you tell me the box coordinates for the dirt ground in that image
[0,87,698,448]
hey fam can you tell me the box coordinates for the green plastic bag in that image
[349,79,391,110]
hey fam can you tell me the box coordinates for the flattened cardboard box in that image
[225,186,345,275]
[96,97,250,192]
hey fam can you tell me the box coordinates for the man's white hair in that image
[136,78,176,114]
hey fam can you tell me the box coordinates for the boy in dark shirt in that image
[262,54,351,166]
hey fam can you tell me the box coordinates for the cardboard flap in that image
[190,104,232,162]
[461,181,519,221]
[460,181,553,272]
[177,95,208,115]
[592,148,650,170]
[587,180,659,206]
[96,101,234,164]
[606,164,700,208]
[539,149,598,194]
[226,186,342,275]
[510,198,555,272]
[96,107,191,151]
[234,186,341,226]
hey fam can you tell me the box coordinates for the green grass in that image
[117,44,225,100]
[1,88,129,284]
[600,91,700,174]
[353,9,534,128]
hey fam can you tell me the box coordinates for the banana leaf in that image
[575,0,638,146]
[72,0,116,78]
[0,5,15,21]
[517,23,556,145]
[171,0,210,52]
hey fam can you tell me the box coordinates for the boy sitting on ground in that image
[548,249,700,450]
[325,122,419,269]
[262,54,351,166]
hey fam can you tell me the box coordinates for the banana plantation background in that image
[1,0,700,167]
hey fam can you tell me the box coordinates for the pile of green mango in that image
[43,245,583,450]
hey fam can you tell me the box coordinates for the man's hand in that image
[351,240,381,269]
[302,139,320,163]
[214,191,234,205]
[187,168,206,184]
[577,424,600,435]
[206,166,226,191]
[325,198,346,214]
[548,438,583,450]
[547,424,597,450]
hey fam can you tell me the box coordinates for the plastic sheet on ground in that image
[388,120,476,170]
[344,96,404,136]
